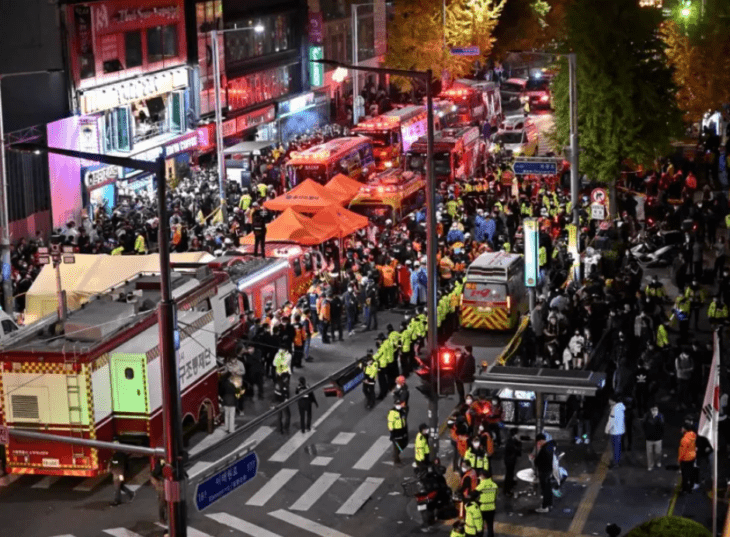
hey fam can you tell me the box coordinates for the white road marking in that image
[190,424,274,457]
[103,529,145,537]
[312,399,343,428]
[269,431,315,463]
[0,474,21,487]
[331,432,356,445]
[310,456,332,466]
[155,522,214,537]
[336,477,384,515]
[49,535,76,537]
[189,425,275,480]
[127,465,150,492]
[269,509,352,537]
[73,473,109,492]
[352,435,391,470]
[207,512,283,537]
[245,468,298,506]
[31,475,62,489]
[290,472,340,511]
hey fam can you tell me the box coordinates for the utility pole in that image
[211,29,228,225]
[568,53,579,228]
[0,77,12,315]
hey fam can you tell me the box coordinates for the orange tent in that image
[263,178,344,213]
[311,205,369,237]
[240,208,338,246]
[324,173,365,203]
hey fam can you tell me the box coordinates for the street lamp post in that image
[209,24,264,225]
[314,58,441,454]
[0,69,61,315]
[350,3,376,125]
[9,142,187,537]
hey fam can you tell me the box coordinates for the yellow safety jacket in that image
[415,432,430,462]
[477,478,497,511]
[464,502,484,535]
[388,331,401,351]
[539,246,547,267]
[376,344,389,369]
[257,183,268,198]
[365,361,379,379]
[450,530,466,537]
[708,301,728,320]
[111,246,124,256]
[134,234,147,254]
[239,194,252,210]
[446,200,458,217]
[273,350,292,376]
[463,447,489,471]
[656,324,669,348]
[387,408,406,431]
[645,284,665,298]
[725,214,730,229]
[401,327,412,352]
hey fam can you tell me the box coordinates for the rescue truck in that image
[405,126,486,183]
[0,269,223,476]
[352,106,428,171]
[438,85,488,127]
[460,252,527,330]
[348,169,426,226]
[283,137,375,189]
[450,79,503,128]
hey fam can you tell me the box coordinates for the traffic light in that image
[438,348,456,396]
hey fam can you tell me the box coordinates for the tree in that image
[491,0,569,59]
[624,516,710,537]
[384,0,504,90]
[550,0,682,212]
[660,18,730,124]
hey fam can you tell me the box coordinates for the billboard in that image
[523,218,539,287]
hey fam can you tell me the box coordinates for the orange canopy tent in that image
[240,208,338,246]
[324,173,365,203]
[263,178,344,213]
[311,205,369,237]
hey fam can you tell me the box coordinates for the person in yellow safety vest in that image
[725,213,730,241]
[502,240,511,253]
[539,245,547,267]
[476,470,498,537]
[521,201,532,217]
[256,182,268,200]
[414,423,431,468]
[463,436,490,471]
[645,275,666,301]
[450,520,466,537]
[387,400,408,463]
[446,197,458,217]
[656,321,670,349]
[708,296,729,326]
[375,334,391,399]
[387,328,400,384]
[273,346,292,380]
[493,200,504,213]
[673,294,691,340]
[542,193,551,208]
[362,351,378,409]
[111,243,124,256]
[440,254,454,284]
[134,231,147,255]
[239,188,253,210]
[464,495,484,537]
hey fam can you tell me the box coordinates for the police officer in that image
[464,491,484,536]
[274,373,291,434]
[387,399,408,464]
[476,470,497,537]
[415,423,431,470]
[273,344,292,382]
[464,436,489,472]
[363,351,378,409]
[375,333,390,399]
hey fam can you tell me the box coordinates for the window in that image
[125,367,135,380]
[163,25,178,58]
[224,293,239,317]
[193,298,212,312]
[80,53,96,80]
[168,91,185,133]
[109,105,133,152]
[125,31,143,68]
[103,59,124,74]
[147,27,163,62]
[1,319,17,335]
[293,258,302,277]
[11,394,39,421]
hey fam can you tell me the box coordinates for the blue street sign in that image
[450,46,480,56]
[195,451,258,511]
[512,159,558,176]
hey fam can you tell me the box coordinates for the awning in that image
[324,173,365,204]
[311,205,369,237]
[240,207,338,246]
[263,178,344,213]
[223,140,277,156]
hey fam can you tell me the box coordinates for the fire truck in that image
[438,85,489,128]
[405,126,487,183]
[348,169,426,226]
[450,79,503,128]
[0,268,229,476]
[352,106,428,171]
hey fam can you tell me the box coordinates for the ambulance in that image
[405,126,486,183]
[348,169,426,226]
[460,252,527,330]
[0,269,223,476]
[352,106,428,171]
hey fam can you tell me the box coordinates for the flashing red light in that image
[440,349,454,369]
[540,95,549,102]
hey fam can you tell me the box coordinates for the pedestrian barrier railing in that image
[496,315,530,366]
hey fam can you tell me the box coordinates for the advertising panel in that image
[523,218,539,287]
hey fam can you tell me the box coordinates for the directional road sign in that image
[450,46,480,56]
[195,451,258,511]
[512,157,559,176]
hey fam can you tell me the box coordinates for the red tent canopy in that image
[311,205,369,237]
[240,208,337,246]
[324,173,365,203]
[263,178,344,213]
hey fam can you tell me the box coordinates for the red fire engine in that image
[405,127,487,183]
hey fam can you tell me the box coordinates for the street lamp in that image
[209,24,265,225]
[315,57,442,455]
[9,142,187,537]
[351,3,377,125]
[0,69,62,316]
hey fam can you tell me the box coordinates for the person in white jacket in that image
[605,396,626,468]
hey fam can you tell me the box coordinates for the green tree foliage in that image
[491,0,568,59]
[550,0,682,187]
[384,0,504,90]
[625,516,711,537]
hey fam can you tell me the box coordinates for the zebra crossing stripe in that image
[290,472,340,511]
[268,431,315,463]
[103,529,145,537]
[269,509,352,537]
[73,473,109,492]
[155,522,214,537]
[206,512,283,537]
[352,436,391,470]
[336,477,384,515]
[331,432,356,445]
[32,475,62,489]
[246,468,298,506]
[0,474,21,487]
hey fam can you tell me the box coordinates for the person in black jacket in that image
[503,428,522,496]
[109,443,135,506]
[295,377,318,433]
[243,345,265,400]
[329,291,344,342]
[455,346,476,404]
[251,203,266,258]
[275,374,291,434]
[220,375,238,434]
[532,434,554,513]
[642,404,664,471]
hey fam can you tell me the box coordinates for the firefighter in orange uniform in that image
[292,320,306,368]
[381,258,397,309]
[318,292,332,344]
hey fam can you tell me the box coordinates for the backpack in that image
[417,270,428,288]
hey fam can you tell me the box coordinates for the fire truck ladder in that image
[64,363,85,460]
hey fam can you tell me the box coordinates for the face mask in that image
[472,443,480,449]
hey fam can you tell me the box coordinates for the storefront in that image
[276,91,330,142]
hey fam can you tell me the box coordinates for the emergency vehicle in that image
[432,98,460,129]
[460,252,527,330]
[405,127,486,183]
[348,169,426,225]
[0,269,224,476]
[490,116,539,157]
[352,106,428,171]
[450,79,503,128]
[438,86,487,127]
[283,137,375,188]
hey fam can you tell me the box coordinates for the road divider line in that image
[32,475,62,489]
[103,529,145,537]
[73,473,109,492]
[336,476,384,515]
[246,468,298,506]
[352,436,391,470]
[206,513,283,537]
[331,432,356,445]
[290,472,340,511]
[567,444,612,535]
[269,509,352,537]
